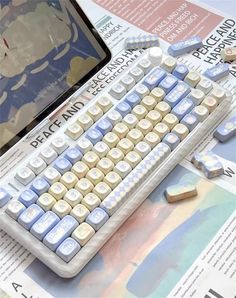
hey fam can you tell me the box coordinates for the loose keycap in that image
[221,47,236,62]
[125,35,159,50]
[213,115,236,142]
[168,36,202,57]
[165,183,197,203]
[204,63,229,81]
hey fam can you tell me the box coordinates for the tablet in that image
[0,0,111,155]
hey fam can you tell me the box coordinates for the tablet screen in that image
[0,0,110,155]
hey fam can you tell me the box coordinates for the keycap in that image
[86,128,103,145]
[126,128,144,145]
[103,132,120,148]
[112,123,129,139]
[172,98,194,120]
[143,67,166,90]
[172,64,189,80]
[18,204,44,230]
[129,66,144,82]
[144,131,160,148]
[82,193,101,211]
[210,88,226,103]
[189,89,205,105]
[138,58,152,73]
[6,200,26,220]
[97,157,115,174]
[184,71,201,87]
[125,34,159,50]
[123,113,138,129]
[86,168,104,185]
[65,122,83,140]
[40,147,58,164]
[37,193,56,211]
[28,157,47,175]
[124,151,142,168]
[64,147,82,164]
[202,157,224,178]
[115,102,131,117]
[125,92,141,108]
[56,237,81,262]
[77,137,93,154]
[136,119,153,134]
[93,182,112,200]
[196,78,213,94]
[30,178,50,196]
[109,83,126,99]
[145,110,162,126]
[120,75,135,90]
[191,151,207,169]
[96,119,113,135]
[43,215,78,251]
[71,161,89,179]
[70,204,90,223]
[114,161,132,178]
[221,47,236,62]
[0,188,12,208]
[161,56,177,72]
[204,63,229,81]
[155,101,171,117]
[162,113,179,129]
[72,222,95,246]
[60,172,78,189]
[64,189,83,207]
[76,113,93,130]
[132,104,148,120]
[87,105,103,121]
[148,46,162,68]
[192,105,209,121]
[134,141,151,158]
[18,189,38,207]
[49,182,67,200]
[181,113,199,131]
[150,87,165,102]
[168,36,202,57]
[15,167,35,185]
[162,133,180,150]
[75,178,94,196]
[97,96,112,112]
[164,82,190,108]
[86,208,109,231]
[201,96,218,113]
[52,200,72,218]
[141,96,156,111]
[213,115,236,142]
[82,151,99,168]
[54,157,72,175]
[104,172,122,189]
[134,83,149,98]
[30,211,60,240]
[106,110,122,126]
[172,123,189,140]
[159,74,178,93]
[93,141,110,158]
[153,122,170,138]
[155,143,171,161]
[165,183,197,203]
[51,138,68,154]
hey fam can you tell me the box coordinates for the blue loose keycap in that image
[86,207,109,231]
[124,92,141,108]
[204,63,229,81]
[168,36,202,57]
[0,188,11,207]
[96,119,113,135]
[30,211,60,240]
[143,67,166,90]
[30,178,50,196]
[172,64,189,80]
[54,157,72,174]
[115,102,131,117]
[56,237,81,262]
[18,204,44,230]
[43,215,78,251]
[181,113,199,131]
[159,74,178,94]
[164,82,190,107]
[18,189,38,207]
[172,98,195,120]
[162,133,180,150]
[86,128,103,145]
[213,115,236,142]
[64,147,82,164]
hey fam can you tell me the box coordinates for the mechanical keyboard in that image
[0,47,232,278]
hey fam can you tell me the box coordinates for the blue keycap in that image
[18,189,38,207]
[213,115,236,142]
[204,63,229,81]
[125,92,141,108]
[115,102,131,117]
[172,98,195,120]
[86,128,103,145]
[164,82,190,108]
[86,207,109,231]
[96,119,113,135]
[0,188,11,208]
[30,178,50,196]
[143,67,166,90]
[30,211,60,240]
[172,64,189,80]
[64,147,82,164]
[159,74,178,94]
[168,36,202,57]
[54,157,72,174]
[18,204,44,230]
[181,113,199,131]
[43,215,78,251]
[56,237,81,262]
[162,133,180,150]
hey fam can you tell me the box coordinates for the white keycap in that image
[145,110,162,126]
[43,167,61,184]
[210,88,226,103]
[103,132,120,148]
[120,75,135,91]
[172,123,189,140]
[148,47,163,66]
[161,56,177,72]
[64,189,83,207]
[86,168,104,185]
[129,66,144,82]
[71,204,90,223]
[114,161,132,178]
[112,123,129,139]
[123,113,138,129]
[93,182,112,200]
[104,172,122,189]
[106,110,122,125]
[87,105,103,121]
[51,138,68,154]
[52,200,72,218]
[127,128,144,145]
[189,89,205,105]
[124,151,142,168]
[72,222,95,246]
[132,104,148,120]
[117,138,134,154]
[92,141,110,158]
[37,193,56,211]
[76,113,93,130]
[77,137,93,154]
[138,58,152,73]
[155,101,171,117]
[109,83,126,99]
[144,131,160,148]
[71,161,89,179]
[135,84,149,98]
[82,193,101,211]
[75,178,94,196]
[15,167,35,185]
[134,141,151,158]
[192,105,209,121]
[60,172,78,189]
[196,78,213,94]
[40,147,58,164]
[82,151,100,168]
[49,182,67,200]
[97,158,114,175]
[65,122,83,140]
[107,148,124,164]
[153,123,170,138]
[97,96,112,112]
[6,201,26,220]
[28,157,47,175]
[150,87,165,102]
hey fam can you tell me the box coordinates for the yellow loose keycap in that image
[97,158,114,175]
[150,87,165,102]
[103,132,120,148]
[37,193,56,211]
[93,182,112,200]
[76,113,93,130]
[104,172,122,189]
[60,171,78,189]
[117,138,134,154]
[52,200,72,218]
[155,101,171,117]
[87,104,103,121]
[145,110,162,126]
[81,193,101,211]
[72,222,95,246]
[184,71,201,87]
[107,148,124,164]
[201,96,218,113]
[153,123,170,138]
[71,204,90,223]
[97,96,112,112]
[172,123,189,140]
[136,119,153,135]
[132,104,148,120]
[162,113,179,129]
[112,123,129,138]
[144,131,160,148]
[65,122,83,140]
[82,151,100,168]
[124,151,142,168]
[86,168,104,185]
[127,128,144,144]
[71,161,89,178]
[64,189,83,207]
[49,182,67,200]
[141,96,156,111]
[165,183,197,203]
[75,178,94,196]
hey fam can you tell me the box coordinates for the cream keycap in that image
[172,123,189,140]
[123,114,138,129]
[71,161,89,179]
[60,172,78,189]
[52,200,72,218]
[192,105,209,121]
[92,141,110,158]
[86,168,104,185]
[134,141,151,158]
[210,88,225,103]
[201,96,218,113]
[93,182,112,200]
[103,132,120,148]
[64,189,83,207]
[97,158,114,175]
[132,104,148,120]
[150,87,165,102]
[144,131,160,148]
[81,193,101,211]
[82,151,100,168]
[114,161,132,178]
[153,122,170,138]
[37,193,56,211]
[162,113,179,129]
[124,151,142,168]
[49,182,67,200]
[184,71,201,87]
[161,56,177,72]
[71,204,90,223]
[97,96,112,112]
[136,119,153,134]
[77,113,93,130]
[104,172,122,189]
[77,137,93,154]
[155,101,171,117]
[72,222,95,246]
[65,122,83,140]
[112,123,129,139]
[107,148,124,164]
[141,96,156,111]
[145,110,162,126]
[127,128,144,145]
[87,104,103,121]
[117,138,134,154]
[75,178,94,196]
